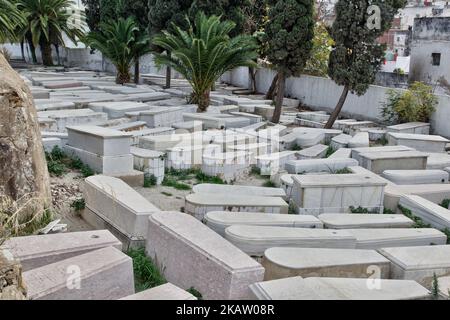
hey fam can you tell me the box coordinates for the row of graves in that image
[3,67,450,300]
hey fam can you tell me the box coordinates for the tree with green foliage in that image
[324,0,407,129]
[18,0,85,66]
[0,0,25,43]
[81,0,100,32]
[152,13,258,112]
[264,0,315,123]
[84,17,151,84]
[303,22,333,77]
[148,0,192,88]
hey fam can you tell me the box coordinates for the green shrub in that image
[291,144,302,151]
[144,174,158,188]
[70,198,86,211]
[325,146,335,158]
[334,168,352,174]
[263,180,276,188]
[432,273,440,300]
[47,160,67,177]
[162,177,192,190]
[187,287,203,300]
[440,199,450,209]
[381,82,438,125]
[398,205,432,228]
[80,164,95,177]
[126,247,166,292]
[349,206,379,214]
[195,171,226,185]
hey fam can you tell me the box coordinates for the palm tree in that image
[0,0,25,43]
[18,0,84,66]
[84,17,151,84]
[152,13,258,112]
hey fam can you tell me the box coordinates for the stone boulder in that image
[0,249,27,300]
[0,54,51,211]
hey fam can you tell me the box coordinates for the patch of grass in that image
[162,177,192,190]
[263,180,277,188]
[334,167,352,174]
[161,191,173,197]
[144,174,158,188]
[19,209,54,236]
[349,206,381,214]
[291,144,302,151]
[440,199,450,209]
[288,202,297,215]
[45,146,95,177]
[326,146,336,158]
[383,208,396,215]
[250,166,262,176]
[195,171,226,185]
[375,136,388,146]
[398,205,432,228]
[187,287,203,300]
[126,247,166,293]
[70,198,85,211]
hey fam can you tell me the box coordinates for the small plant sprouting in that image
[325,146,335,158]
[70,198,86,212]
[440,199,450,209]
[432,273,440,300]
[144,174,158,188]
[126,247,166,293]
[263,180,277,188]
[334,167,352,174]
[349,206,379,214]
[187,287,203,300]
[291,143,302,151]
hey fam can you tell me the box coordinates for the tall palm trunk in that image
[165,51,171,88]
[324,85,350,129]
[54,44,61,65]
[20,40,25,61]
[41,41,53,66]
[26,33,37,63]
[249,67,257,93]
[134,58,140,84]
[265,73,279,100]
[272,72,285,124]
[116,69,131,84]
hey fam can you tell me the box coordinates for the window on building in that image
[432,53,441,66]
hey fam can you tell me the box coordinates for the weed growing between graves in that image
[291,143,302,151]
[432,273,440,300]
[383,208,396,215]
[288,202,297,215]
[70,198,85,212]
[162,168,227,190]
[398,205,432,228]
[440,199,450,209]
[0,195,55,245]
[325,146,335,158]
[263,180,277,188]
[143,174,158,188]
[349,206,379,214]
[334,167,352,174]
[126,247,166,292]
[375,136,388,146]
[45,146,95,178]
[187,287,203,300]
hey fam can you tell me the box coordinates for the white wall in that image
[222,66,450,138]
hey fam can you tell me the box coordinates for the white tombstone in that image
[387,132,449,153]
[399,194,450,230]
[358,151,429,174]
[382,170,449,185]
[318,213,414,229]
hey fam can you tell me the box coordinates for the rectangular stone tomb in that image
[291,174,387,215]
[256,151,298,176]
[296,144,328,160]
[83,175,160,247]
[384,183,450,211]
[399,194,450,230]
[427,153,450,170]
[285,158,358,174]
[3,230,122,271]
[348,132,370,148]
[382,170,449,185]
[130,147,165,184]
[329,148,352,159]
[120,283,197,300]
[88,101,150,119]
[281,131,325,149]
[185,194,289,221]
[330,134,352,150]
[318,214,414,229]
[249,277,430,300]
[66,125,132,156]
[224,225,357,256]
[146,211,265,300]
[201,151,250,183]
[379,245,450,288]
[125,92,171,102]
[37,109,108,132]
[192,184,286,199]
[387,122,431,135]
[23,247,134,300]
[351,145,414,164]
[139,107,186,128]
[345,228,447,249]
[387,132,449,153]
[139,134,191,151]
[262,247,391,280]
[204,211,323,236]
[358,151,429,174]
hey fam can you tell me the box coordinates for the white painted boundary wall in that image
[221,67,450,139]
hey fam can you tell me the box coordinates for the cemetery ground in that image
[4,65,450,301]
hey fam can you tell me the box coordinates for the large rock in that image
[0,54,51,211]
[0,249,27,300]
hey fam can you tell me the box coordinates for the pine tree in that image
[324,0,406,128]
[264,0,315,123]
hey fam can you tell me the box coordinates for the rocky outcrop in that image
[0,53,51,212]
[0,249,27,300]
